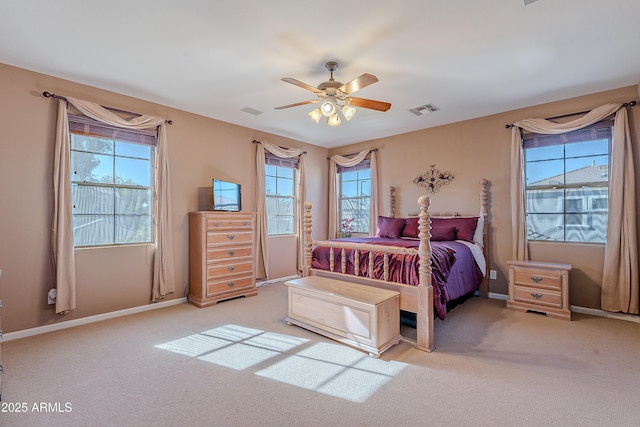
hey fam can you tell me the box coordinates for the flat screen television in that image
[212,179,241,212]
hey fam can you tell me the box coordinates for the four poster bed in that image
[301,179,489,352]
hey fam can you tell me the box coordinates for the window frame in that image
[68,114,157,248]
[338,159,371,234]
[264,154,298,236]
[523,120,612,244]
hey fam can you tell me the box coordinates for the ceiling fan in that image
[275,61,391,126]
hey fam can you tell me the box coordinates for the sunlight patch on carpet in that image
[156,324,309,370]
[256,342,407,402]
[156,324,406,402]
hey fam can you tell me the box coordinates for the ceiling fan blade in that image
[274,100,319,110]
[347,97,391,112]
[281,78,323,93]
[339,73,379,94]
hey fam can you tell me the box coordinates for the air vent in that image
[409,104,440,116]
[241,107,263,116]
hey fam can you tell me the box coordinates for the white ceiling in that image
[2,0,639,148]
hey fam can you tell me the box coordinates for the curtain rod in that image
[504,100,637,129]
[42,91,173,125]
[252,139,307,155]
[327,148,378,160]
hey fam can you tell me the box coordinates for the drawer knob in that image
[531,293,543,299]
[228,266,235,272]
[228,251,235,256]
[242,221,248,226]
[213,222,219,227]
[227,235,236,240]
[531,276,543,283]
[228,282,235,287]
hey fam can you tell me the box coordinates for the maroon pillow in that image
[376,216,405,239]
[402,217,419,238]
[430,218,457,241]
[443,217,479,242]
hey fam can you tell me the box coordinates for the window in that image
[524,122,612,243]
[339,161,371,234]
[69,115,156,247]
[265,155,297,236]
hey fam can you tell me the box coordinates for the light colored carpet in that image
[2,281,639,427]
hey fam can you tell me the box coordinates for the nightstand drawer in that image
[513,285,562,309]
[513,268,562,290]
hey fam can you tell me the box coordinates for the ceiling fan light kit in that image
[276,61,391,127]
[308,108,323,124]
[341,104,356,121]
[327,113,341,127]
[321,96,337,117]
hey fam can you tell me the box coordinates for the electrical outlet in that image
[490,270,497,280]
[47,288,57,304]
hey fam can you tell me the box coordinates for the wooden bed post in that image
[389,186,396,217]
[479,179,489,298]
[303,201,313,277]
[416,195,435,352]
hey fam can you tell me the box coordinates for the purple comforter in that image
[311,237,482,319]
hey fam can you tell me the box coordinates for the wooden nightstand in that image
[507,260,571,321]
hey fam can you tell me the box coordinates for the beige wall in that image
[1,61,637,333]
[0,63,328,333]
[330,85,639,309]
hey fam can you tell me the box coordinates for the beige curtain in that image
[328,150,379,238]
[52,99,76,314]
[510,103,638,313]
[602,107,638,313]
[254,141,306,279]
[53,97,175,313]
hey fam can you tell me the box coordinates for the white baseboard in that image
[488,292,639,323]
[6,288,636,342]
[3,297,188,342]
[5,277,298,342]
[256,274,300,287]
[570,305,640,323]
[488,292,508,300]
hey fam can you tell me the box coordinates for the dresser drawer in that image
[207,275,254,296]
[207,231,253,246]
[513,268,562,290]
[207,246,253,262]
[513,285,562,309]
[207,261,253,278]
[206,217,253,231]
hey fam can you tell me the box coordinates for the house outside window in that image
[524,122,612,243]
[265,155,297,236]
[69,116,156,247]
[339,161,371,234]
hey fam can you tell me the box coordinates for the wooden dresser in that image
[189,211,257,307]
[507,260,571,321]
